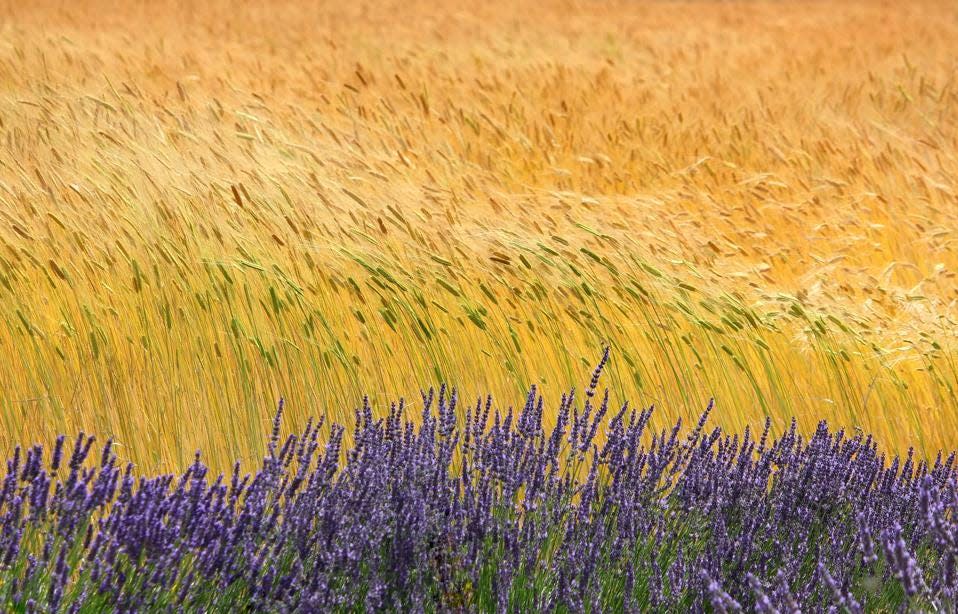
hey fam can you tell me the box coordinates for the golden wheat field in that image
[0,0,956,470]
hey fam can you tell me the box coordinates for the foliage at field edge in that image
[1,355,957,612]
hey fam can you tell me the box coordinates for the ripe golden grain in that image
[0,0,955,470]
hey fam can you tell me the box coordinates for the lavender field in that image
[1,353,957,611]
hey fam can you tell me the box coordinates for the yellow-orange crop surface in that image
[0,0,956,470]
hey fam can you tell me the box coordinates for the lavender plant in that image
[1,350,956,612]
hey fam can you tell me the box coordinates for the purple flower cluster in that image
[0,352,956,611]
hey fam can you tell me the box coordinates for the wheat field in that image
[0,0,956,470]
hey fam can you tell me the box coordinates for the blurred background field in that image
[0,0,956,470]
